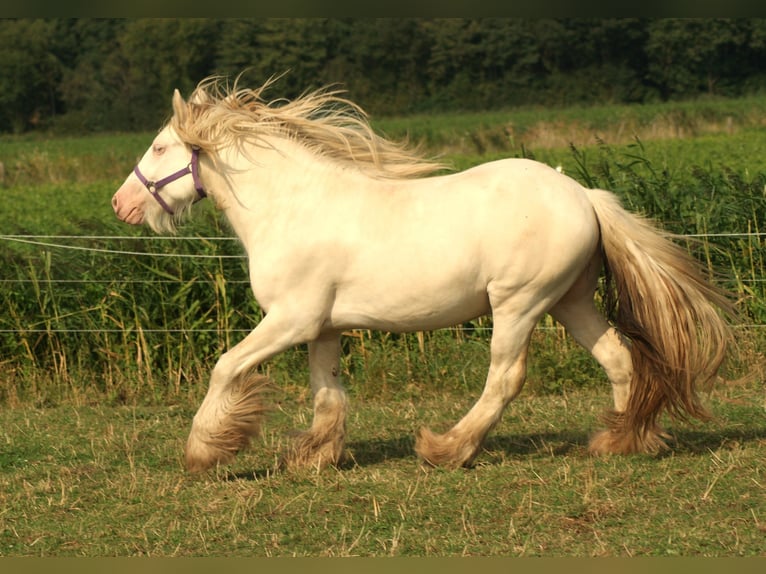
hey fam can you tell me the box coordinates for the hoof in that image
[185,433,237,473]
[588,426,671,456]
[184,374,273,473]
[414,427,478,469]
[280,429,346,471]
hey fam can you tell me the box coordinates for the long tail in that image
[586,188,736,453]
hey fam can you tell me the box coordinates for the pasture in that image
[0,96,765,556]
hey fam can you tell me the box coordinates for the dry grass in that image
[1,380,763,557]
[1,97,765,557]
[378,95,766,158]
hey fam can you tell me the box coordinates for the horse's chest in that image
[246,250,336,313]
[247,267,283,312]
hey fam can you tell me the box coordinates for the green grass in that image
[0,131,151,186]
[1,380,763,556]
[1,125,763,406]
[376,93,766,158]
[0,97,764,556]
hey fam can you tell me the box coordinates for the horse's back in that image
[454,158,600,300]
[421,157,600,276]
[326,158,601,331]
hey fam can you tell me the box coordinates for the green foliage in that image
[645,19,766,99]
[557,135,766,324]
[0,20,60,133]
[0,102,764,407]
[216,19,330,97]
[0,95,763,559]
[4,19,766,133]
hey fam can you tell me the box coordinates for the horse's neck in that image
[205,139,377,247]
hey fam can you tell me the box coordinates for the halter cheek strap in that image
[133,148,207,215]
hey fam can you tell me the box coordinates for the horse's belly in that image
[329,278,491,332]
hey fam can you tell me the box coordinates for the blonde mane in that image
[169,76,447,179]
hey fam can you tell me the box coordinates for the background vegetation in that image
[0,18,764,557]
[0,95,764,408]
[1,384,763,556]
[3,18,766,132]
[0,94,764,560]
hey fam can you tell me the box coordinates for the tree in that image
[532,19,651,105]
[327,18,431,113]
[215,19,330,99]
[3,18,766,134]
[646,19,757,99]
[0,19,61,132]
[53,19,126,131]
[110,19,224,130]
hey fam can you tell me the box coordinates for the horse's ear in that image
[189,89,210,105]
[172,89,188,123]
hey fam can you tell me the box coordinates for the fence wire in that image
[1,233,763,334]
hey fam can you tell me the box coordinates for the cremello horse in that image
[112,77,735,472]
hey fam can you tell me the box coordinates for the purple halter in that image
[133,147,207,215]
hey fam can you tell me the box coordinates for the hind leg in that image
[550,251,633,411]
[551,281,667,454]
[550,298,633,412]
[282,331,347,470]
[415,304,537,468]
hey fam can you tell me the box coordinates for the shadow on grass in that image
[345,435,416,467]
[342,430,590,467]
[663,425,766,455]
[222,424,765,479]
[485,430,589,456]
[346,423,766,466]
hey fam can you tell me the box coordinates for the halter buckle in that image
[133,148,206,215]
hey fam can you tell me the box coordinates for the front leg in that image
[185,308,323,473]
[282,331,347,470]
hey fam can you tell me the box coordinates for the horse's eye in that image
[152,145,166,155]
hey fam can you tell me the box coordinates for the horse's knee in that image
[480,357,528,411]
[209,350,241,388]
[313,386,347,417]
[500,362,528,403]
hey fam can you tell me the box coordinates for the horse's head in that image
[112,90,206,233]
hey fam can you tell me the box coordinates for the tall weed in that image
[0,111,764,406]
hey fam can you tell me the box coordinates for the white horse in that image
[112,77,735,472]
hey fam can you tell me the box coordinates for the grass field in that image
[0,95,765,556]
[1,380,763,557]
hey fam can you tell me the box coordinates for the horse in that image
[112,76,735,473]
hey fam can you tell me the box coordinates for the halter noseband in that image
[133,147,207,215]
